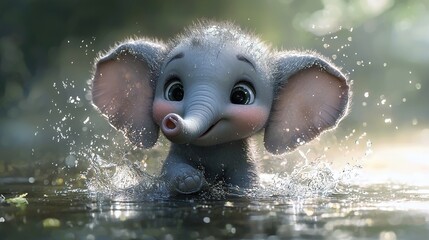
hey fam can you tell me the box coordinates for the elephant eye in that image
[164,78,184,101]
[230,82,255,105]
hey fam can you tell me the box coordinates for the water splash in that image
[85,152,360,201]
[249,160,359,200]
[86,154,168,201]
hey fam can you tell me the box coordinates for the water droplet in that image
[383,63,387,67]
[28,177,35,183]
[379,231,397,240]
[323,43,330,49]
[415,83,421,90]
[203,217,210,223]
[364,92,369,98]
[384,118,392,124]
[347,37,352,41]
[83,117,90,124]
[65,154,77,167]
[366,140,372,147]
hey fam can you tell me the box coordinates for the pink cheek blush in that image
[227,105,270,134]
[152,100,181,126]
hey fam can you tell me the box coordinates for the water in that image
[1,181,429,240]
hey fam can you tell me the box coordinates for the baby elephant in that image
[91,21,350,195]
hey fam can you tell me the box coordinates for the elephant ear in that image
[264,52,350,154]
[91,39,166,148]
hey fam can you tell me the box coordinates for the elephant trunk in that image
[161,87,219,144]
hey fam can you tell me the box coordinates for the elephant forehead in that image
[189,51,237,75]
[165,46,254,82]
[175,45,238,65]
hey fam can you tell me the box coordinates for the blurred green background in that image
[0,0,428,183]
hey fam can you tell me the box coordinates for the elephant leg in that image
[227,167,259,190]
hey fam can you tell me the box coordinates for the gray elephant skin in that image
[91,21,350,195]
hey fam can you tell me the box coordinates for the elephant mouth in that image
[199,120,221,138]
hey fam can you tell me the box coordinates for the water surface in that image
[1,181,428,240]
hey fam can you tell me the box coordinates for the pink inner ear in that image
[92,54,159,148]
[264,67,349,154]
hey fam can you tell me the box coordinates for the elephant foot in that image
[166,166,206,195]
[175,173,204,194]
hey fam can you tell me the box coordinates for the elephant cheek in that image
[152,100,181,126]
[228,106,270,136]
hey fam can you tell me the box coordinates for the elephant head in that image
[91,22,350,154]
